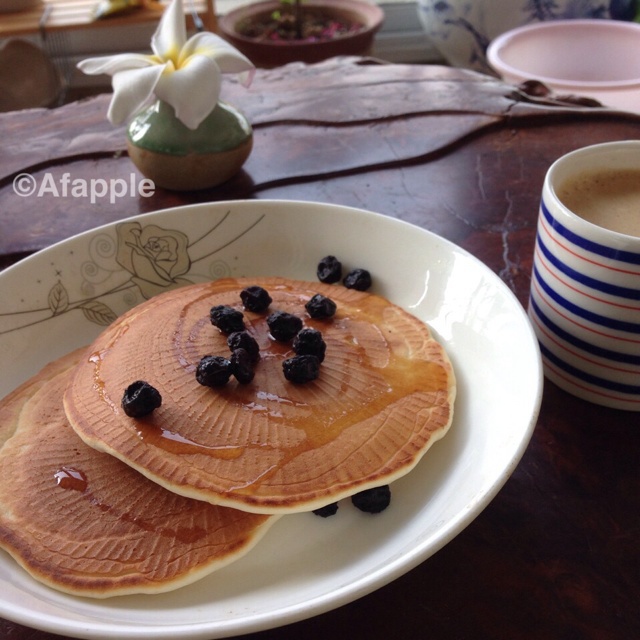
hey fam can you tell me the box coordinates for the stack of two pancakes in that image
[0,277,455,598]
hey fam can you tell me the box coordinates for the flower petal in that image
[151,0,186,64]
[154,56,220,129]
[108,64,166,124]
[77,53,158,76]
[179,32,254,79]
[77,0,255,130]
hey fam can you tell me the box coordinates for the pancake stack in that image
[0,275,456,597]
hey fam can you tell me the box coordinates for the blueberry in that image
[292,327,326,362]
[195,355,232,387]
[227,331,260,363]
[609,0,636,21]
[313,502,339,518]
[305,294,337,319]
[209,305,245,333]
[317,255,342,284]
[351,485,391,514]
[121,381,162,418]
[343,268,372,291]
[240,285,272,313]
[230,348,255,384]
[282,354,320,384]
[267,311,303,342]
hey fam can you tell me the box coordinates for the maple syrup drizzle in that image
[54,466,88,492]
[134,422,246,460]
[88,321,131,413]
[227,356,448,495]
[53,465,209,543]
[92,501,209,544]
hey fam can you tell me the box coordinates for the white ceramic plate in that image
[0,201,542,639]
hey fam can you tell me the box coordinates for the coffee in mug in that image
[556,168,640,238]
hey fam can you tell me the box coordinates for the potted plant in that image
[219,0,384,67]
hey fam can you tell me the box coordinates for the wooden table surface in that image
[1,58,639,640]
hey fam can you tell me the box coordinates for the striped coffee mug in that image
[529,141,640,411]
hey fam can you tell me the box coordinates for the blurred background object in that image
[0,0,216,104]
[0,39,61,111]
[415,0,637,73]
[487,19,640,112]
[0,0,40,13]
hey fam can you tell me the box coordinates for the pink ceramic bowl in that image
[487,19,640,112]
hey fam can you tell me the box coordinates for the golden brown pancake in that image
[65,277,456,514]
[0,356,62,449]
[0,349,274,598]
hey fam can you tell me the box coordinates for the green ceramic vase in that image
[126,100,253,191]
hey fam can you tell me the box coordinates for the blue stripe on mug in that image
[541,200,640,266]
[529,295,640,366]
[538,342,640,395]
[537,232,640,301]
[533,264,640,334]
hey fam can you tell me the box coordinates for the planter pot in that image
[219,0,384,68]
[417,0,613,73]
[126,100,253,191]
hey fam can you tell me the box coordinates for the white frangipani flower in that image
[78,0,255,129]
